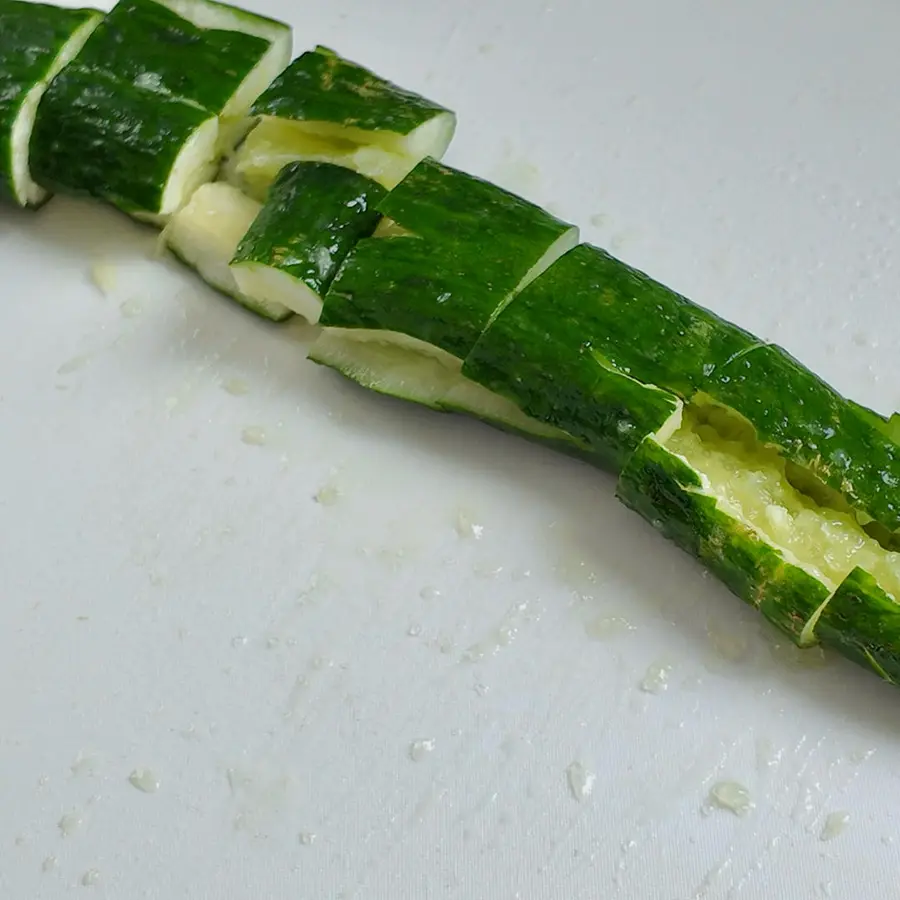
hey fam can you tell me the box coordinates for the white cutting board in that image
[3,0,900,897]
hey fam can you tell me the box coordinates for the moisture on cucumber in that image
[0,0,101,207]
[162,181,292,321]
[225,45,455,199]
[230,161,386,323]
[30,0,291,220]
[309,157,579,440]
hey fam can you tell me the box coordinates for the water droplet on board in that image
[585,615,635,640]
[707,781,754,817]
[241,426,267,446]
[408,739,436,762]
[223,378,249,396]
[640,662,672,694]
[128,768,160,793]
[566,761,596,801]
[820,811,850,842]
[298,831,317,846]
[81,868,100,887]
[58,812,83,837]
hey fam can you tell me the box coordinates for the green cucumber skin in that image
[705,345,900,535]
[616,436,831,643]
[233,160,385,295]
[463,243,684,472]
[321,159,575,361]
[252,45,449,134]
[0,1,98,205]
[30,0,272,214]
[320,235,503,361]
[31,67,213,214]
[74,0,268,114]
[816,567,900,685]
[379,158,572,281]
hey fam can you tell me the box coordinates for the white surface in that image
[3,1,900,897]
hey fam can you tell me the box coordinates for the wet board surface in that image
[2,0,900,897]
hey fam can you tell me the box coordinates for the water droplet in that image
[119,298,143,318]
[41,856,57,873]
[640,662,672,694]
[81,868,100,887]
[455,509,484,539]
[419,586,441,601]
[241,426,267,446]
[408,738,436,762]
[299,831,317,846]
[407,623,423,637]
[231,636,247,648]
[585,615,635,640]
[707,781,754,816]
[223,378,249,396]
[128,768,160,794]
[566,761,596,801]
[58,812,83,837]
[820,811,850,842]
[314,483,341,506]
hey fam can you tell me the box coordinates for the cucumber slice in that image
[162,181,291,321]
[617,402,900,645]
[230,161,385,323]
[0,1,101,207]
[816,567,900,684]
[30,0,291,220]
[464,244,695,472]
[225,45,455,198]
[309,158,579,432]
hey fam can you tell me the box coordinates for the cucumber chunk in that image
[230,161,386,323]
[0,1,101,207]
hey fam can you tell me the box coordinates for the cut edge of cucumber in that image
[162,181,291,321]
[660,401,900,644]
[150,116,221,221]
[10,10,103,207]
[231,262,323,323]
[153,0,291,42]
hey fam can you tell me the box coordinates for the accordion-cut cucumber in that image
[816,567,900,685]
[225,45,455,199]
[617,403,900,644]
[30,0,291,220]
[162,181,291,321]
[0,1,101,207]
[230,161,385,323]
[310,158,578,429]
[465,244,702,471]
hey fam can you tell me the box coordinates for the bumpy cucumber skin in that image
[0,1,98,205]
[321,159,575,361]
[379,158,571,280]
[705,345,900,536]
[29,0,271,215]
[616,436,831,643]
[816,567,900,685]
[252,45,449,135]
[463,244,684,472]
[233,160,385,295]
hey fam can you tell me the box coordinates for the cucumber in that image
[464,244,708,471]
[162,181,291,321]
[309,158,579,436]
[701,345,900,538]
[616,403,900,645]
[230,161,386,323]
[30,0,291,221]
[225,45,455,199]
[0,1,101,207]
[815,567,900,685]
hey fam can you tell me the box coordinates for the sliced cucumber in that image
[162,181,291,321]
[230,161,385,323]
[617,402,900,645]
[464,244,695,472]
[309,158,579,437]
[816,567,900,685]
[225,45,455,198]
[0,1,101,207]
[30,0,291,220]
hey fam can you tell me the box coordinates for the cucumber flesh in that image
[0,4,101,207]
[226,45,455,196]
[618,399,900,645]
[162,182,291,321]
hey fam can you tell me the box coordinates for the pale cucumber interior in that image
[231,261,323,323]
[162,182,290,320]
[9,12,102,206]
[225,116,446,199]
[154,116,221,220]
[666,403,900,615]
[308,327,574,444]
